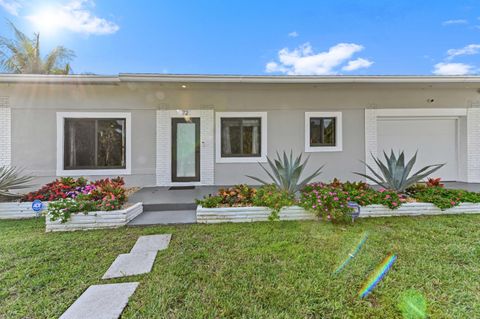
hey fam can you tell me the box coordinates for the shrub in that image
[22,177,88,202]
[246,151,323,195]
[0,166,34,197]
[410,187,480,210]
[37,177,128,223]
[196,184,296,220]
[354,150,444,192]
[196,184,256,208]
[300,180,407,222]
[252,185,296,220]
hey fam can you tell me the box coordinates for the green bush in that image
[410,186,480,210]
[197,184,296,220]
[252,185,296,220]
[300,179,406,223]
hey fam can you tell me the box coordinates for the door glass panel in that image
[176,122,196,177]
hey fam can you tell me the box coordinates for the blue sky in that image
[0,0,479,75]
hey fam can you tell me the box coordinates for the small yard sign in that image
[31,199,44,217]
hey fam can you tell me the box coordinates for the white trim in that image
[56,112,132,176]
[215,112,268,163]
[156,110,215,186]
[375,108,467,117]
[304,112,343,152]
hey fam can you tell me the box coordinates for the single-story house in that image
[1,74,480,188]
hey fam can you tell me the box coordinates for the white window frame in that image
[215,112,268,163]
[56,112,132,176]
[305,111,343,152]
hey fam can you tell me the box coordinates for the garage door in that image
[377,117,458,181]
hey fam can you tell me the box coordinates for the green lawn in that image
[1,216,479,318]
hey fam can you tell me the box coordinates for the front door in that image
[171,117,200,182]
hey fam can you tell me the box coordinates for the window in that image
[305,112,342,152]
[57,112,131,176]
[216,112,267,163]
[64,118,126,170]
[310,117,336,147]
[221,118,261,157]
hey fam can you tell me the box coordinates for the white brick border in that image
[45,202,143,232]
[0,201,49,219]
[197,205,316,223]
[197,202,480,223]
[0,97,11,167]
[156,110,214,186]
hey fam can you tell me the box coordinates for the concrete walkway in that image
[128,210,196,225]
[60,234,172,319]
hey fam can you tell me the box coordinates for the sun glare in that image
[27,7,63,36]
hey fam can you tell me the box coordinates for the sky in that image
[0,0,479,76]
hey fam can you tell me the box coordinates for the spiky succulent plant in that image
[354,150,444,193]
[246,151,324,195]
[0,166,33,197]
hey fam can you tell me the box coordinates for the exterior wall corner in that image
[0,97,11,167]
[467,107,480,182]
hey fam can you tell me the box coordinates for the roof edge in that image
[0,73,480,84]
[121,74,480,84]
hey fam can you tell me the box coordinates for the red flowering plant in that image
[38,177,128,223]
[21,177,88,202]
[300,180,406,223]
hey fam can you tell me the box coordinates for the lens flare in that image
[398,290,427,319]
[358,253,397,298]
[333,232,368,274]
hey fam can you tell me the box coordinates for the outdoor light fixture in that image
[176,109,192,122]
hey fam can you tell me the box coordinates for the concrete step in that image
[128,210,196,226]
[142,203,197,212]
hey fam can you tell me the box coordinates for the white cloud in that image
[288,31,299,37]
[442,19,468,25]
[265,42,373,75]
[433,62,473,75]
[26,0,119,35]
[341,58,373,71]
[446,44,480,60]
[0,0,21,16]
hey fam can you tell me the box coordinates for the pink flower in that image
[392,202,398,206]
[334,197,339,201]
[385,195,391,199]
[312,205,317,209]
[450,201,456,205]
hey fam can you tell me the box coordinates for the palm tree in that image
[0,22,74,74]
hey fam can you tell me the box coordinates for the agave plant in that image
[246,151,324,195]
[354,150,444,192]
[0,166,34,197]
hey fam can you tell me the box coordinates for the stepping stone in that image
[60,282,139,319]
[102,252,157,279]
[130,234,172,253]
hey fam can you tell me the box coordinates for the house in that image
[1,73,479,188]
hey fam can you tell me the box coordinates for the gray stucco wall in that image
[214,108,365,185]
[2,80,479,187]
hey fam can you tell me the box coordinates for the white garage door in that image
[377,117,458,181]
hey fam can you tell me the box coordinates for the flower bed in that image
[196,180,480,224]
[21,176,128,223]
[45,202,143,232]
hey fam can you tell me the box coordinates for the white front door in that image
[377,117,458,181]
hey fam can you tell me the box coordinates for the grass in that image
[1,216,479,318]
